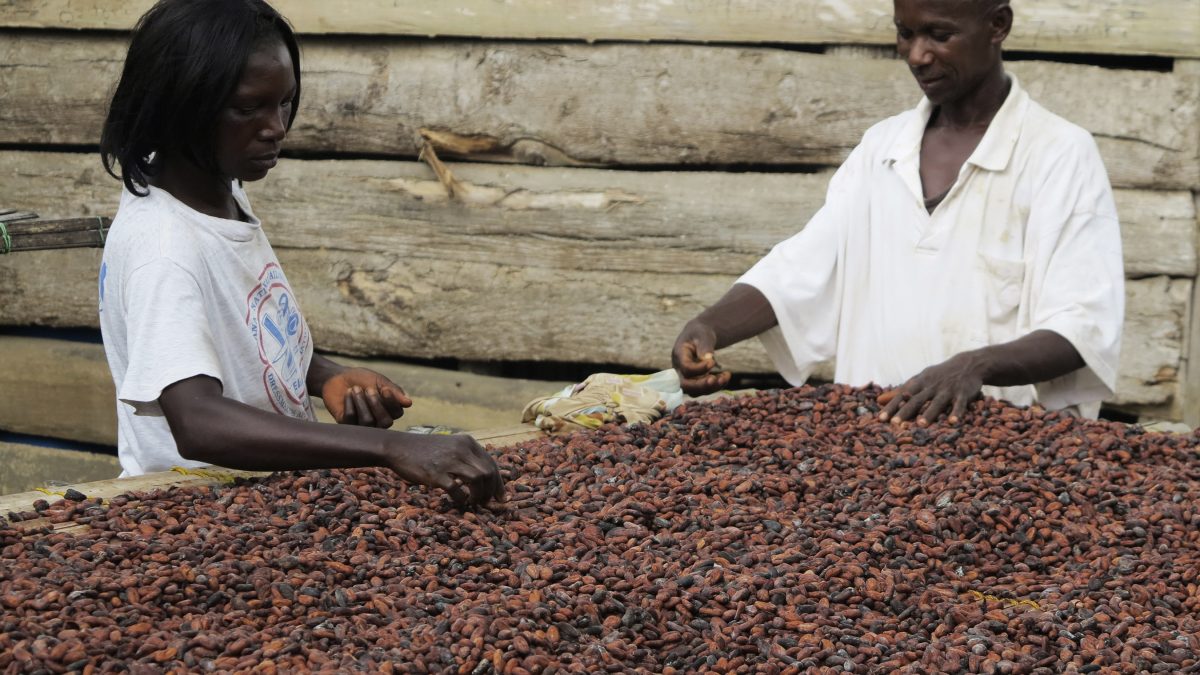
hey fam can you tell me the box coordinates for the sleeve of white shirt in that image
[1025,131,1124,410]
[736,146,861,385]
[118,258,225,415]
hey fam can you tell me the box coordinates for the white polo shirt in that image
[739,75,1123,417]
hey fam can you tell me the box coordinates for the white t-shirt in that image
[99,183,316,476]
[739,76,1123,418]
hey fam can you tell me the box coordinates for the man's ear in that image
[990,4,1014,45]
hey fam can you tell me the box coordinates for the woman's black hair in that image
[100,0,302,196]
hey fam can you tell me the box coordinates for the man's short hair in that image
[975,0,1010,15]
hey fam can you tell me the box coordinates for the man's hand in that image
[672,322,733,396]
[878,352,986,426]
[876,331,1085,426]
[321,368,413,428]
[670,284,778,396]
[385,434,506,507]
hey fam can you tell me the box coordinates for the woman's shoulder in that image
[106,187,207,269]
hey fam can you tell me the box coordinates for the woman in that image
[98,0,504,506]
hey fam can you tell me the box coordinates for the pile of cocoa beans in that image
[3,384,1200,674]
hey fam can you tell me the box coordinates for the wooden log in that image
[3,151,1195,278]
[0,334,570,447]
[2,34,1197,190]
[1,0,1196,58]
[0,243,1186,411]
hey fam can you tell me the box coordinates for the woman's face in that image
[213,39,296,182]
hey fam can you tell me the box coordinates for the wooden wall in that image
[1,2,1198,429]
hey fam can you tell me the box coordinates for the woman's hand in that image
[385,434,506,507]
[321,367,413,428]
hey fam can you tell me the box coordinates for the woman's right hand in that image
[385,434,506,507]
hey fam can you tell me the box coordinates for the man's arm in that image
[879,329,1084,425]
[159,375,503,506]
[672,283,778,396]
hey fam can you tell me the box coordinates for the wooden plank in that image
[0,211,38,224]
[0,243,1185,412]
[1184,190,1200,427]
[0,337,116,446]
[259,160,1194,278]
[0,0,1196,57]
[1115,277,1191,413]
[1118,190,1198,278]
[0,151,1191,411]
[1182,59,1200,423]
[0,247,104,327]
[0,468,267,524]
[288,255,1193,412]
[0,422,547,528]
[0,440,120,497]
[3,151,1195,278]
[2,35,1197,190]
[1,214,112,254]
[6,231,109,253]
[4,217,110,236]
[472,425,548,448]
[0,334,570,447]
[0,152,1188,410]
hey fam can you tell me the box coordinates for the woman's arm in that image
[159,375,503,505]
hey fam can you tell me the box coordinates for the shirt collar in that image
[147,182,263,243]
[884,73,1029,173]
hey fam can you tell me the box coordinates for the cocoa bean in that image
[3,385,1200,671]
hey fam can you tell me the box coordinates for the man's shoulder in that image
[858,107,923,152]
[1020,96,1100,157]
[1015,92,1116,212]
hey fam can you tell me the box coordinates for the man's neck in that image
[149,155,239,220]
[931,67,1011,131]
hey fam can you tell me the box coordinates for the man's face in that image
[893,0,1003,105]
[213,40,297,183]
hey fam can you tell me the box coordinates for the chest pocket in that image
[978,254,1025,325]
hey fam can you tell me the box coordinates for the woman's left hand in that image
[321,368,413,428]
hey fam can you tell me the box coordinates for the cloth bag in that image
[521,370,685,432]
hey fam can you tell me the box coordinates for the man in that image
[671,0,1123,424]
